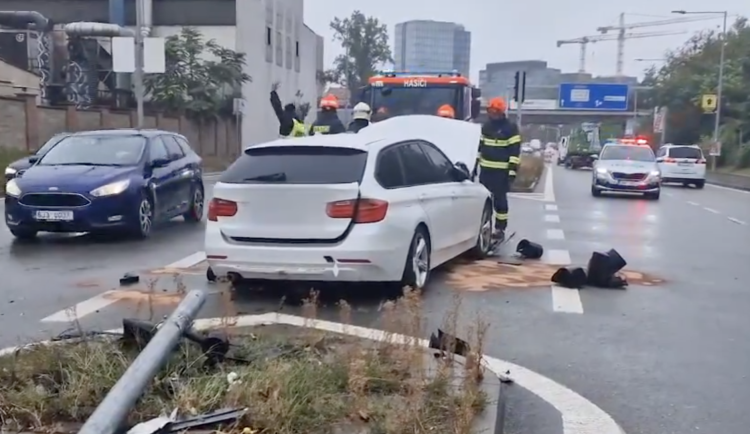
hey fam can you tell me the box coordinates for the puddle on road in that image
[444,259,664,292]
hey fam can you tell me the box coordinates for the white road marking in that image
[546,228,565,240]
[551,286,585,314]
[543,164,556,202]
[703,207,720,214]
[41,291,118,322]
[542,249,583,314]
[545,204,558,211]
[707,182,750,194]
[42,251,209,322]
[687,201,699,206]
[544,214,560,223]
[728,217,746,225]
[165,251,206,269]
[0,313,628,434]
[544,249,572,265]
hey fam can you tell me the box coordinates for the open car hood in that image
[362,115,481,173]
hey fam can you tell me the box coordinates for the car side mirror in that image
[590,154,598,159]
[471,100,481,119]
[28,156,39,164]
[471,87,481,99]
[452,162,471,181]
[150,158,170,168]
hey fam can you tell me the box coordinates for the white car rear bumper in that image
[204,222,410,283]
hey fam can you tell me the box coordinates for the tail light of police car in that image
[207,198,238,221]
[326,199,388,223]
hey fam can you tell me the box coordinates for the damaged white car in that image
[204,115,493,290]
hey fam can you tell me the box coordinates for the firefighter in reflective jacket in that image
[309,94,346,135]
[477,97,521,240]
[270,90,306,138]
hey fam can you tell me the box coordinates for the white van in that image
[656,144,706,188]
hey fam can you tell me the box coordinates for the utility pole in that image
[616,12,625,76]
[133,0,146,128]
[513,71,526,128]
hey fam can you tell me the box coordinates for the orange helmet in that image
[437,104,455,118]
[487,97,507,113]
[319,94,339,109]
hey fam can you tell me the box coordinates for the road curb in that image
[706,172,750,191]
[0,312,625,434]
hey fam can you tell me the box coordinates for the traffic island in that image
[0,291,503,434]
[511,155,545,192]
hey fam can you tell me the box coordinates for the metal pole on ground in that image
[77,289,207,434]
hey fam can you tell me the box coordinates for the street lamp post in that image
[672,10,728,170]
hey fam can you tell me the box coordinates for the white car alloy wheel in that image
[411,232,430,289]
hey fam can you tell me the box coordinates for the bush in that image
[0,148,27,195]
[512,155,544,191]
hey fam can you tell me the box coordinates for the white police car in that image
[591,143,661,200]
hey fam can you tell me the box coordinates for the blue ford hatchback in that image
[4,129,204,240]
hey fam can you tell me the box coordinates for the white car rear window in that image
[220,146,367,184]
[668,147,703,159]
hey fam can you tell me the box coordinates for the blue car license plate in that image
[34,210,74,221]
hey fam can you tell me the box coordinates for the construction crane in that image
[598,13,719,76]
[556,31,685,74]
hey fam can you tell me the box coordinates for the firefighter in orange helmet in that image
[309,94,345,135]
[477,97,521,242]
[437,104,455,118]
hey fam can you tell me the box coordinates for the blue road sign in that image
[558,83,629,111]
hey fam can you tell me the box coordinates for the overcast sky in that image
[303,0,748,81]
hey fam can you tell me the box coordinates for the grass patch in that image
[0,148,27,195]
[0,290,489,434]
[512,155,545,192]
[715,166,750,177]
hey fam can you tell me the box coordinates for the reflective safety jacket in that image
[309,110,346,135]
[281,119,307,138]
[478,118,522,176]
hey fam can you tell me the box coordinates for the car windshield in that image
[600,145,655,162]
[372,86,460,118]
[37,135,146,166]
[37,134,69,155]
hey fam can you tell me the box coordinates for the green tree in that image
[642,17,750,166]
[325,11,392,98]
[144,27,251,119]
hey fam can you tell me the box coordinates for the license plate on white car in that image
[678,162,693,166]
[34,210,73,221]
[618,181,639,186]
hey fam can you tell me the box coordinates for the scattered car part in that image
[125,408,177,434]
[429,328,470,357]
[164,408,247,433]
[119,272,140,285]
[206,266,216,282]
[551,267,587,288]
[516,239,544,259]
[586,249,628,288]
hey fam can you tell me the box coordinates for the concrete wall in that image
[0,61,40,97]
[236,0,321,146]
[0,95,241,161]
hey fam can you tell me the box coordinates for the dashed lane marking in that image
[728,217,746,225]
[545,249,583,314]
[545,204,558,211]
[546,228,565,240]
[544,214,560,223]
[703,207,720,214]
[687,201,699,206]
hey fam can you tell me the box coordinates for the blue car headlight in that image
[90,179,130,197]
[5,179,21,196]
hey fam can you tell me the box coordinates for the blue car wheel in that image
[131,191,154,239]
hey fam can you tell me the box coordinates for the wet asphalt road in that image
[1,167,749,434]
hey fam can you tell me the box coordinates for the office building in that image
[393,20,470,77]
[2,0,324,144]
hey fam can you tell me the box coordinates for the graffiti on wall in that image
[64,37,97,109]
[36,31,52,102]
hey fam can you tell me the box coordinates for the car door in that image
[417,141,481,246]
[162,135,192,211]
[397,142,455,263]
[146,137,176,216]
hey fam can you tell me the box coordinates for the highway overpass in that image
[476,108,652,125]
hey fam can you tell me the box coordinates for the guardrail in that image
[706,171,750,191]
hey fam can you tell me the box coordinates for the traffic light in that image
[513,71,526,102]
